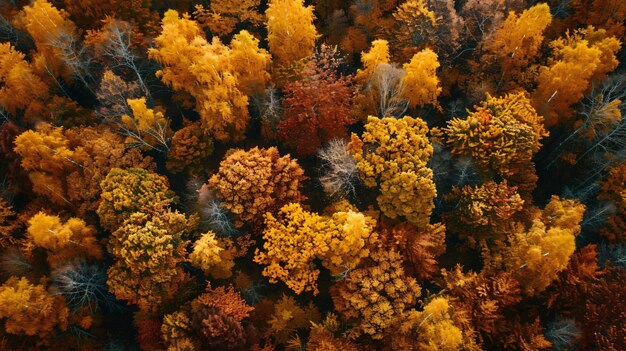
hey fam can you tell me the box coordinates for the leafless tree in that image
[318,138,359,199]
[96,20,153,100]
[364,63,409,118]
[47,31,96,95]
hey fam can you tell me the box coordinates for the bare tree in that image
[318,138,359,199]
[96,20,153,100]
[364,63,409,118]
[545,74,626,171]
[47,31,96,95]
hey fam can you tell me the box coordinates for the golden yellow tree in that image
[228,30,272,96]
[533,26,621,127]
[254,203,377,295]
[356,39,390,83]
[485,4,552,74]
[149,10,250,142]
[121,97,171,151]
[498,196,585,296]
[402,48,442,109]
[0,43,49,116]
[445,92,548,195]
[266,0,318,66]
[0,277,69,339]
[14,0,79,81]
[397,297,464,351]
[189,231,235,279]
[27,212,102,267]
[348,116,436,226]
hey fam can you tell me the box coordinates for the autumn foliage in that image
[0,1,623,349]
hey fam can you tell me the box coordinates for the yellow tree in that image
[402,48,441,109]
[498,196,585,296]
[0,43,49,116]
[355,39,390,83]
[0,277,69,339]
[266,0,318,66]
[189,231,235,279]
[121,97,171,151]
[13,0,79,81]
[533,26,621,127]
[485,4,552,74]
[397,297,464,351]
[254,203,377,295]
[149,10,251,141]
[445,92,548,196]
[27,212,102,267]
[228,30,272,96]
[348,116,437,226]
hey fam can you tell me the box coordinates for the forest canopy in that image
[0,0,624,350]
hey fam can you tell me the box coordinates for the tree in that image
[228,30,272,96]
[208,147,307,229]
[396,297,464,351]
[189,231,235,279]
[318,138,360,199]
[598,163,626,242]
[52,0,159,35]
[445,180,524,246]
[0,42,49,117]
[166,120,214,175]
[355,39,390,83]
[0,198,18,249]
[277,45,356,155]
[445,92,548,196]
[0,277,69,339]
[193,0,264,37]
[268,294,321,344]
[254,203,377,295]
[348,116,436,226]
[386,0,438,61]
[149,10,251,142]
[266,0,318,66]
[107,210,190,313]
[484,4,552,75]
[120,97,171,151]
[533,26,621,127]
[440,266,522,348]
[95,70,143,122]
[14,0,79,82]
[498,196,585,296]
[331,248,421,339]
[380,221,446,280]
[402,48,441,109]
[14,125,153,215]
[85,19,153,98]
[97,168,175,231]
[27,212,102,267]
[161,284,254,350]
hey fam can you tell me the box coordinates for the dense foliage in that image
[0,0,624,350]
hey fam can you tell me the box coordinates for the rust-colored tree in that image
[277,45,356,156]
[208,147,307,229]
